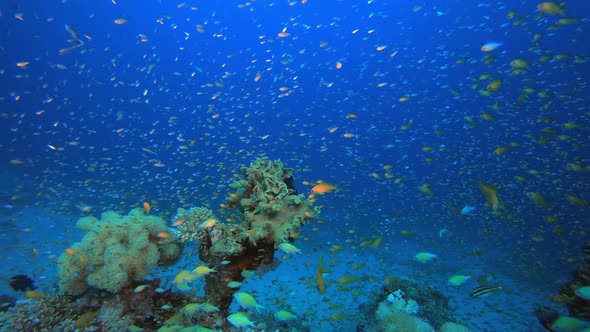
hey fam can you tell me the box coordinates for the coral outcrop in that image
[225,157,314,246]
[3,158,314,331]
[542,242,590,329]
[357,278,471,332]
[0,279,191,331]
[58,208,182,295]
[173,157,315,327]
[0,294,79,331]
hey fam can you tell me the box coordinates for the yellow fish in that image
[526,192,552,208]
[538,2,565,15]
[192,265,216,276]
[233,292,263,312]
[278,243,302,254]
[479,182,499,210]
[316,256,327,294]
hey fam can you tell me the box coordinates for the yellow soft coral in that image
[58,208,181,295]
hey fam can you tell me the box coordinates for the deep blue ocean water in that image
[1,0,589,331]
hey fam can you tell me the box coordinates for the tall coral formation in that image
[190,157,315,322]
[58,208,181,295]
[225,157,314,246]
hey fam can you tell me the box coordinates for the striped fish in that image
[470,285,502,298]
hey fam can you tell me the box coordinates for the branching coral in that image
[58,208,182,295]
[171,207,215,243]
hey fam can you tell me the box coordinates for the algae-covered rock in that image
[58,208,182,295]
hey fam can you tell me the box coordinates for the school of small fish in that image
[1,0,588,331]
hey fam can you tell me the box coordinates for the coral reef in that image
[58,208,182,295]
[171,207,215,243]
[439,322,473,332]
[383,277,456,329]
[386,289,420,315]
[544,242,590,328]
[171,206,247,257]
[176,157,315,327]
[113,278,192,329]
[0,279,195,332]
[534,306,560,331]
[375,300,434,332]
[0,293,79,331]
[225,157,314,246]
[357,278,471,332]
[2,159,315,331]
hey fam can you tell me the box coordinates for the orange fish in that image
[156,232,171,239]
[278,27,289,38]
[114,18,128,24]
[312,182,337,195]
[172,217,186,227]
[16,61,30,67]
[199,218,217,228]
[64,248,76,255]
[143,201,151,215]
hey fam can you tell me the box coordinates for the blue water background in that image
[1,0,589,330]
